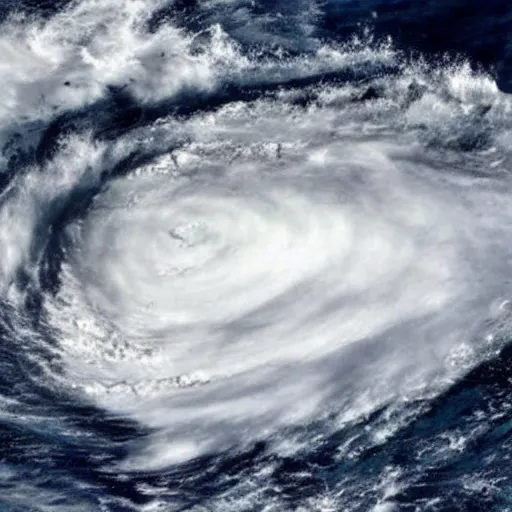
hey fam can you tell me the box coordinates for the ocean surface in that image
[1,1,512,510]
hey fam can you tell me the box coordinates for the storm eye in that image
[168,222,208,246]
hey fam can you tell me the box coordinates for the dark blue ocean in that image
[1,1,512,510]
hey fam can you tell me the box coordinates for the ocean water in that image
[1,1,512,510]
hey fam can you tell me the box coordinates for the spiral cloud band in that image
[1,1,512,508]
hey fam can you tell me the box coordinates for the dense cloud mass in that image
[1,1,512,511]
